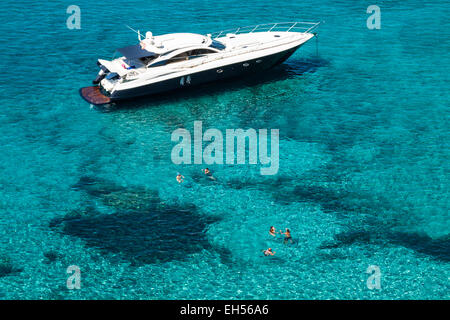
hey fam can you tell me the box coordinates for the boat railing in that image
[209,21,320,39]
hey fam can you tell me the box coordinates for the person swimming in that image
[280,228,293,244]
[202,168,216,180]
[269,226,276,237]
[262,248,275,256]
[176,173,184,183]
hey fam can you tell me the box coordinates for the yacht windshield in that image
[210,40,226,50]
[140,56,157,65]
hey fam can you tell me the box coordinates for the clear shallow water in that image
[0,0,449,299]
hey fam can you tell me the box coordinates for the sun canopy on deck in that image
[117,45,156,59]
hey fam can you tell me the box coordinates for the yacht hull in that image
[107,44,301,102]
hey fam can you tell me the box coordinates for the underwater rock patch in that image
[71,176,125,197]
[101,188,160,211]
[320,228,450,262]
[387,231,450,262]
[319,229,379,250]
[272,180,448,262]
[43,250,63,264]
[56,176,231,266]
[50,204,220,265]
[0,256,22,277]
[72,176,160,211]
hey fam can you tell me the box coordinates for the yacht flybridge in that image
[80,22,320,105]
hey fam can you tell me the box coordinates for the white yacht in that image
[80,22,320,105]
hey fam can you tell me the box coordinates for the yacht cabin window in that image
[150,49,217,67]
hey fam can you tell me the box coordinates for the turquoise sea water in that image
[0,0,449,299]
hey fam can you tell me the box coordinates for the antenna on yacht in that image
[125,24,142,41]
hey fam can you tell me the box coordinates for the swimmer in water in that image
[269,226,276,237]
[176,173,184,183]
[262,248,275,256]
[202,168,216,180]
[280,228,293,244]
